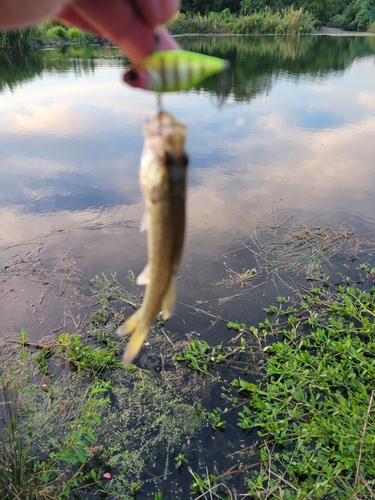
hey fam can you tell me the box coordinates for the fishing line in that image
[154,30,164,113]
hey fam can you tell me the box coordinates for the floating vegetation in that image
[211,217,375,294]
[250,218,374,282]
[216,263,259,288]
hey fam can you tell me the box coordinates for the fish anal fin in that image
[117,310,141,337]
[117,310,149,366]
[140,212,148,233]
[136,264,150,286]
[161,279,176,320]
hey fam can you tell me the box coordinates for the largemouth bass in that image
[117,111,188,365]
[123,50,229,93]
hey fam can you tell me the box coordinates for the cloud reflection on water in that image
[0,39,375,256]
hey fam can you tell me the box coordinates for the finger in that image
[57,6,102,36]
[135,0,179,25]
[58,0,179,61]
[0,0,71,29]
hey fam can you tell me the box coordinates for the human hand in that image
[0,0,179,61]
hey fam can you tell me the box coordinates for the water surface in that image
[2,35,375,332]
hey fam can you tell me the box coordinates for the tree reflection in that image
[1,36,375,101]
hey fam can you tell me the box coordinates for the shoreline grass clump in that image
[0,20,96,49]
[167,8,316,35]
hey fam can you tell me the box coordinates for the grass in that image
[237,217,375,291]
[0,20,95,49]
[216,264,259,288]
[0,366,111,499]
[167,8,317,35]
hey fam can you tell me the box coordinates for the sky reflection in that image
[0,39,375,258]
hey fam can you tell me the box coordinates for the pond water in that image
[1,35,375,337]
[1,34,375,497]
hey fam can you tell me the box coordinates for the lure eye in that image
[125,69,138,82]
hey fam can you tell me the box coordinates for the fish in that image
[123,49,229,93]
[117,111,188,365]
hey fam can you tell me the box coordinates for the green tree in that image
[240,0,267,15]
[181,0,242,14]
[333,0,375,30]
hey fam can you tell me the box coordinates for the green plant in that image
[243,277,375,497]
[67,27,86,41]
[0,367,109,499]
[189,467,236,499]
[176,338,247,373]
[46,25,68,41]
[227,321,247,331]
[206,407,227,429]
[57,333,121,373]
[0,27,37,48]
[40,381,110,497]
[166,7,316,36]
[35,347,50,375]
[174,444,189,469]
[0,370,36,499]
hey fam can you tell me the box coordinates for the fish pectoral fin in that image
[161,279,176,320]
[136,264,150,285]
[140,211,148,233]
[117,310,149,366]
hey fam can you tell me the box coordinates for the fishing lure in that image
[123,50,229,93]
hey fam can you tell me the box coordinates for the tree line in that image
[1,0,375,50]
[181,0,375,31]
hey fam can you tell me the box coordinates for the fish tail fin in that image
[117,310,149,366]
[117,310,141,337]
[162,279,176,320]
[122,325,149,366]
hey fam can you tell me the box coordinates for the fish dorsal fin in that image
[136,263,150,285]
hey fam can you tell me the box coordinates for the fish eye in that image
[165,152,174,167]
[179,153,189,167]
[126,69,138,82]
